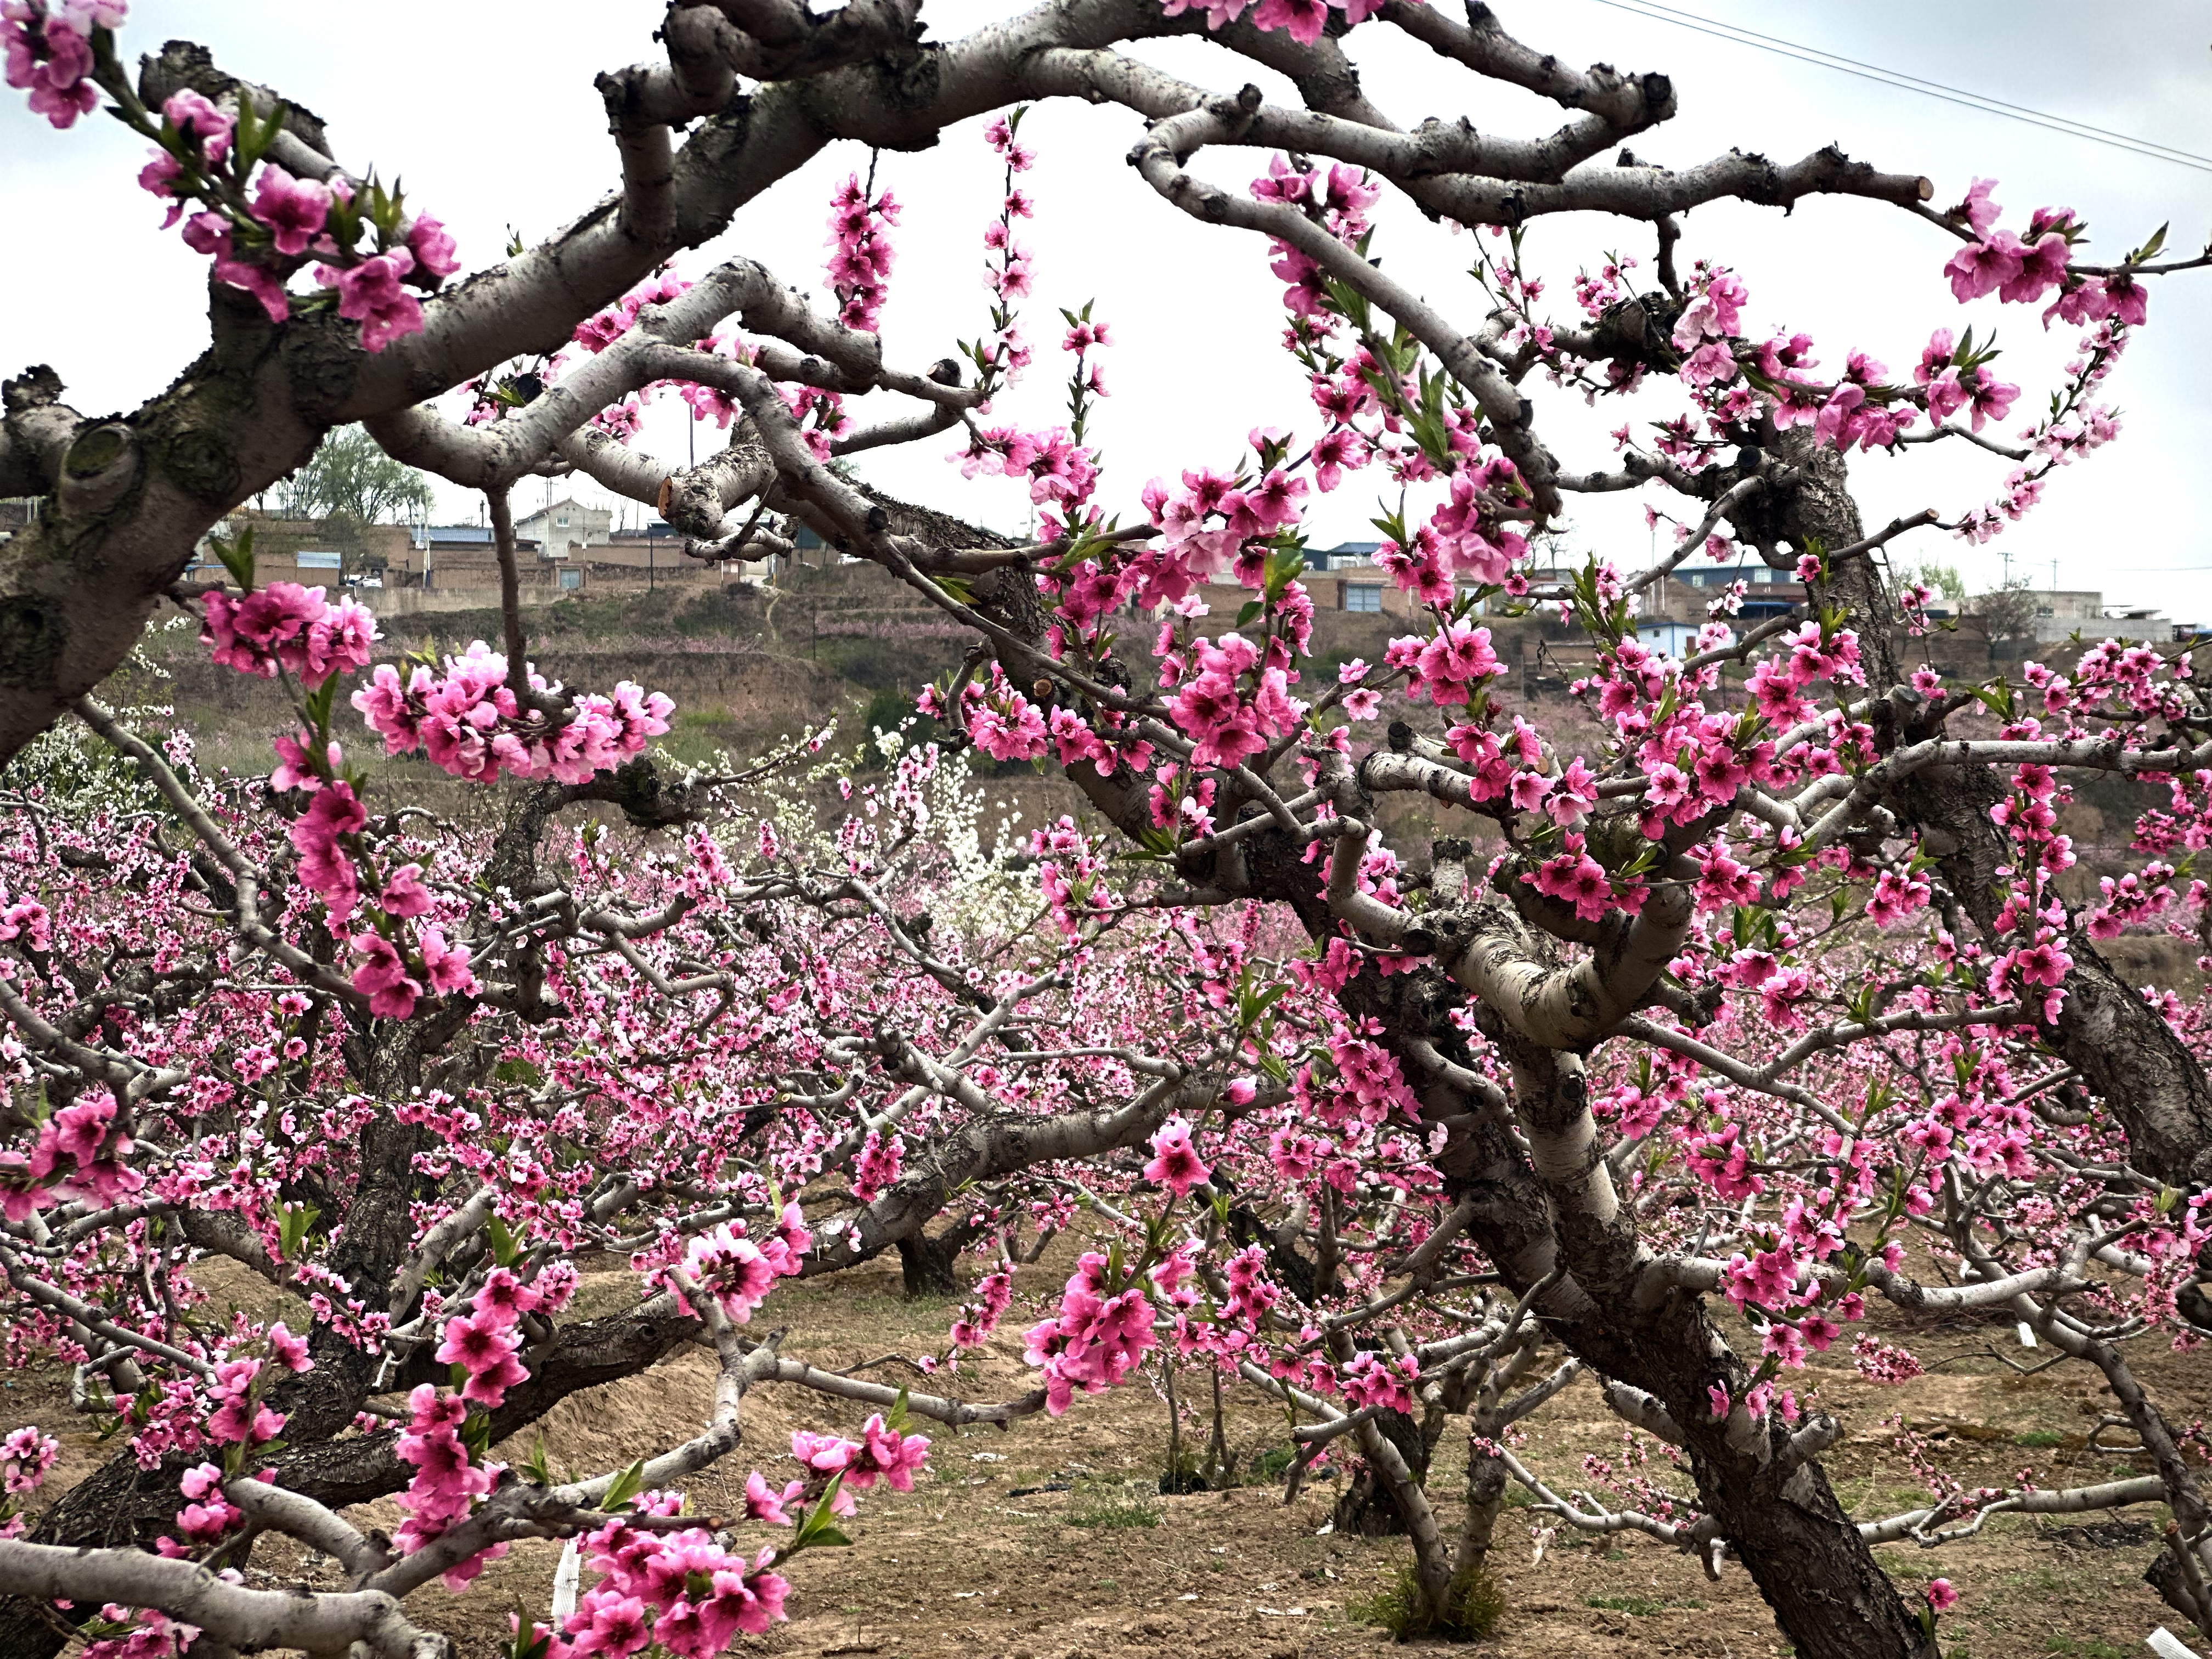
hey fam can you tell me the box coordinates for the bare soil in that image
[10,1239,2205,1659]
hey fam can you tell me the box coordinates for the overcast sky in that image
[5,2,2210,617]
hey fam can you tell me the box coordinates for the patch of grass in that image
[1347,1565,1504,1643]
[1587,1594,1663,1615]
[1590,1590,1708,1616]
[2015,1430,2069,1448]
[1064,1496,1160,1530]
[2043,1638,2129,1659]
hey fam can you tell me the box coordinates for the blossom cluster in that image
[0,1425,58,1539]
[2,0,120,127]
[1023,1251,1159,1415]
[551,1500,791,1658]
[1940,178,2141,325]
[353,644,673,785]
[435,1266,552,1410]
[825,172,899,332]
[791,1413,932,1500]
[1254,155,1383,318]
[1166,629,1303,770]
[1141,454,1311,601]
[663,1204,812,1323]
[201,582,377,686]
[122,62,459,347]
[968,107,1036,389]
[1159,0,1398,49]
[0,1086,142,1220]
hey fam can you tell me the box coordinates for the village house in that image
[513,496,613,560]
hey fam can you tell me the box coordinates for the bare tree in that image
[1971,577,2040,644]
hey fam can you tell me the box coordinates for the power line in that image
[1582,0,2212,174]
[1587,0,2212,170]
[1611,0,2212,166]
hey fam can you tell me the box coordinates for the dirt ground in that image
[7,1234,2207,1659]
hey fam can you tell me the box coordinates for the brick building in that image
[180,511,413,588]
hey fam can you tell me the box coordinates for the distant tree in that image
[271,423,436,528]
[1973,577,2040,642]
[1907,557,1968,605]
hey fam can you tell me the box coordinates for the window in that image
[559,569,583,590]
[2036,606,2054,617]
[555,515,571,528]
[296,550,342,570]
[1345,584,1383,612]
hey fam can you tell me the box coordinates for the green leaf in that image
[460,1410,495,1464]
[302,674,338,739]
[487,1214,522,1269]
[521,1430,554,1487]
[238,100,287,171]
[492,1058,543,1087]
[212,528,256,592]
[793,1473,854,1549]
[1967,680,2016,720]
[276,1201,318,1263]
[1127,824,1178,857]
[600,1457,647,1513]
